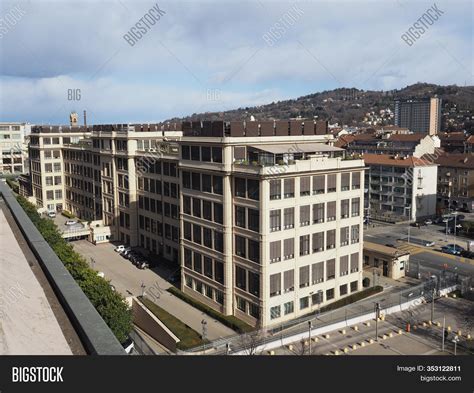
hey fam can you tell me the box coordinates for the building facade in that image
[434,153,474,213]
[0,122,30,175]
[363,154,438,222]
[394,97,441,135]
[24,120,366,328]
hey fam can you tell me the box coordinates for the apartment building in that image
[363,153,437,222]
[179,120,365,328]
[0,122,30,174]
[434,153,474,213]
[394,97,441,135]
[29,126,91,212]
[25,119,365,328]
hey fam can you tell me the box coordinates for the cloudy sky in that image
[0,0,472,124]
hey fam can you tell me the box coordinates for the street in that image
[72,240,236,341]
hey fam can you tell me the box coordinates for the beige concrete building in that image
[0,122,30,175]
[24,119,366,328]
[363,242,409,280]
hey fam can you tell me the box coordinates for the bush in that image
[6,178,19,194]
[61,210,75,219]
[362,277,371,288]
[16,196,132,343]
[167,287,254,333]
[461,221,474,238]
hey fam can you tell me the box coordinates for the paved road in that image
[72,240,236,341]
[365,222,474,276]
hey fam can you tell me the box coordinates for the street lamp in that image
[140,281,146,297]
[452,335,459,355]
[374,302,381,341]
[308,321,312,355]
[407,206,412,244]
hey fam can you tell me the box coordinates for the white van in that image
[47,211,56,218]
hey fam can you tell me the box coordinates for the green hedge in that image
[61,210,75,219]
[139,297,205,350]
[6,178,19,194]
[16,196,132,343]
[318,285,384,313]
[167,287,254,333]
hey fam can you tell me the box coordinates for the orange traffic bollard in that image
[406,323,411,333]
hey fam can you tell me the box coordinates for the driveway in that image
[72,240,236,340]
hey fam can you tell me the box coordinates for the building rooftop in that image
[433,153,474,169]
[364,241,410,258]
[363,153,435,167]
[387,133,427,142]
[0,199,75,354]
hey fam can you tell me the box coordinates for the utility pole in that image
[442,315,446,352]
[308,321,312,355]
[375,302,380,341]
[407,207,411,243]
[431,287,436,322]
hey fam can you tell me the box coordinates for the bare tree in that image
[238,330,265,355]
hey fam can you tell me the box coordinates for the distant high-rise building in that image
[394,97,441,135]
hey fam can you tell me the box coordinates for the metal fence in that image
[186,275,466,355]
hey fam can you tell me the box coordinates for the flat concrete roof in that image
[251,143,343,154]
[364,241,410,258]
[0,205,73,354]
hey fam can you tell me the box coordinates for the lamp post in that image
[407,206,412,243]
[308,321,312,355]
[140,281,146,297]
[374,302,381,341]
[201,320,208,352]
[452,335,459,356]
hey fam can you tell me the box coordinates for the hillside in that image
[167,83,474,132]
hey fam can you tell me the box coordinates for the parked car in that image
[422,240,435,247]
[424,219,433,225]
[47,211,56,218]
[122,337,134,354]
[441,245,461,255]
[65,219,78,226]
[461,250,474,259]
[115,245,126,252]
[446,243,464,252]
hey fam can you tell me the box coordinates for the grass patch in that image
[139,296,206,350]
[167,287,254,333]
[318,285,384,313]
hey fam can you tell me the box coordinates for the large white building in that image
[0,122,30,175]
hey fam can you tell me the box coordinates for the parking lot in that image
[72,240,235,340]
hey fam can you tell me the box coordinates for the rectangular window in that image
[183,172,191,189]
[236,266,247,290]
[214,203,223,224]
[300,176,310,196]
[284,301,294,315]
[341,199,350,218]
[184,222,192,240]
[340,255,349,276]
[313,203,324,224]
[192,198,201,218]
[299,297,309,310]
[247,179,259,201]
[313,175,325,194]
[213,176,223,195]
[284,207,294,229]
[248,272,260,297]
[201,146,211,162]
[351,225,360,244]
[235,235,247,258]
[351,198,360,217]
[340,284,348,296]
[212,147,222,163]
[341,172,350,191]
[340,226,349,246]
[269,240,281,263]
[202,174,212,193]
[193,253,202,274]
[299,265,310,288]
[269,179,281,200]
[299,235,310,256]
[191,146,200,161]
[203,227,213,248]
[214,231,224,253]
[193,224,201,244]
[270,305,281,319]
[327,201,336,221]
[352,172,361,190]
[312,232,324,253]
[312,262,324,284]
[350,252,359,273]
[283,238,294,260]
[248,209,259,232]
[248,240,260,263]
[300,205,310,226]
[350,280,358,292]
[184,248,192,268]
[327,174,337,192]
[235,206,246,228]
[270,273,281,297]
[283,270,294,293]
[326,259,336,280]
[203,200,212,221]
[215,262,224,284]
[284,178,295,198]
[192,173,201,191]
[326,288,335,300]
[270,209,281,232]
[326,229,336,249]
[235,178,246,197]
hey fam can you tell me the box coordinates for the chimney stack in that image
[83,110,87,127]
